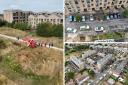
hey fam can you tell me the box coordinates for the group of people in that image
[17,36,54,48]
[36,42,54,48]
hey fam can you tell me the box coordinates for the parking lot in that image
[65,14,128,42]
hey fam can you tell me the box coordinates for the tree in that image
[66,72,75,80]
[52,24,63,37]
[123,10,128,18]
[36,23,53,37]
[124,73,128,85]
[0,19,7,27]
[13,23,31,31]
[87,69,95,77]
[76,15,82,22]
[36,23,63,37]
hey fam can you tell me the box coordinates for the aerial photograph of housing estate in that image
[65,0,128,42]
[0,0,63,85]
[65,43,128,85]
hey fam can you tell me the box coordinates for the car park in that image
[114,14,117,19]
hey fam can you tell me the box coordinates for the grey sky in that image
[0,0,63,13]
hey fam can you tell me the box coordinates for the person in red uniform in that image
[29,40,36,48]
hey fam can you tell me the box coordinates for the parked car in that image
[74,16,76,22]
[109,14,114,20]
[106,16,110,20]
[90,15,94,21]
[80,25,90,31]
[95,26,104,32]
[67,27,77,33]
[69,15,73,22]
[114,13,117,19]
[82,16,86,21]
[117,13,121,19]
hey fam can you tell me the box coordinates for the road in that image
[0,34,63,52]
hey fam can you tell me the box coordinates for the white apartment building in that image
[65,0,128,14]
[28,12,63,28]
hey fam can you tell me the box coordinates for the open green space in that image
[93,32,125,40]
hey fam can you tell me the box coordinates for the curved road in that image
[0,34,63,52]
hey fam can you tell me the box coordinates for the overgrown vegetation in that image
[123,9,128,18]
[0,19,7,27]
[0,40,6,49]
[0,19,63,38]
[76,15,82,22]
[13,23,31,31]
[66,72,75,81]
[93,32,124,40]
[4,56,49,80]
[36,23,63,37]
[124,73,128,85]
[65,45,89,55]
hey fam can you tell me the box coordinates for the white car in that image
[106,16,110,20]
[82,16,86,22]
[80,25,90,31]
[74,16,76,22]
[99,77,103,80]
[103,74,107,77]
[67,27,77,33]
[90,15,94,21]
[95,26,104,32]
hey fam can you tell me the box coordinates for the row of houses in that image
[3,9,63,28]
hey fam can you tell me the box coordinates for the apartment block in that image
[4,9,33,23]
[28,12,63,28]
[65,0,128,14]
[0,14,3,20]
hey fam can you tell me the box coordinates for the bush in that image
[66,72,75,80]
[13,23,31,31]
[123,10,128,18]
[0,19,7,27]
[0,40,6,49]
[76,15,82,22]
[36,23,63,37]
[73,45,89,51]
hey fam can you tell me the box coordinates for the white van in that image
[80,25,90,31]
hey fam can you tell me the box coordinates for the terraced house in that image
[28,12,63,28]
[65,0,128,14]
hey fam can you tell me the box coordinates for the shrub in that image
[36,23,63,37]
[13,23,31,31]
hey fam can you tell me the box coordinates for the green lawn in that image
[93,32,125,40]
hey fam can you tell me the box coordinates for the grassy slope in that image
[0,27,63,48]
[0,38,63,85]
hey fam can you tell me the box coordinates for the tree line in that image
[0,19,63,38]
